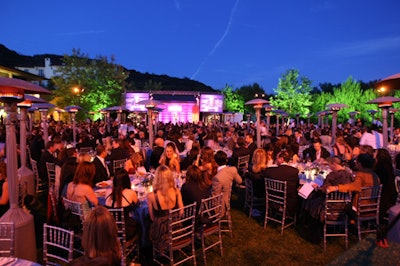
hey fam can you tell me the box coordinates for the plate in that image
[95,189,107,197]
[96,180,112,188]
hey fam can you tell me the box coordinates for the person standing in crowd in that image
[245,133,257,163]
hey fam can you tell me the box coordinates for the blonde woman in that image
[148,165,183,252]
[245,149,268,198]
[159,142,180,173]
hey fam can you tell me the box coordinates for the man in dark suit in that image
[302,138,331,163]
[230,136,250,168]
[150,137,165,169]
[264,150,299,217]
[106,138,131,176]
[92,144,110,185]
[212,151,243,216]
[245,133,257,162]
[38,140,61,186]
[294,129,308,146]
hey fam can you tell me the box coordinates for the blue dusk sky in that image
[1,0,400,93]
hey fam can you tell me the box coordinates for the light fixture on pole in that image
[348,111,360,127]
[327,103,348,145]
[138,99,162,149]
[263,104,275,139]
[389,108,398,143]
[0,77,50,261]
[64,105,82,147]
[367,96,400,148]
[367,109,378,124]
[30,102,56,146]
[245,98,269,148]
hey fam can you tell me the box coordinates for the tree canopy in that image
[52,49,128,119]
[269,69,313,117]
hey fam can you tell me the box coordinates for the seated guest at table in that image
[230,136,250,168]
[124,152,145,175]
[195,146,218,186]
[147,165,184,253]
[67,161,98,207]
[181,165,211,211]
[180,142,200,171]
[38,140,61,187]
[332,135,352,162]
[0,162,9,217]
[394,152,400,177]
[159,142,181,173]
[245,148,268,199]
[106,138,131,176]
[327,153,380,207]
[264,142,275,167]
[71,205,121,266]
[77,152,92,163]
[59,147,78,198]
[212,151,242,217]
[302,138,330,163]
[301,156,354,244]
[264,150,299,217]
[245,133,257,162]
[150,137,165,170]
[92,144,110,185]
[105,169,138,240]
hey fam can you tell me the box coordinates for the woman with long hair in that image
[245,148,268,198]
[195,146,218,186]
[181,165,211,210]
[105,169,138,239]
[66,161,98,206]
[71,206,121,266]
[147,165,183,252]
[159,142,181,173]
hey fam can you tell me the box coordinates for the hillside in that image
[0,44,217,92]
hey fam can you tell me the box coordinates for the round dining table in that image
[0,257,41,266]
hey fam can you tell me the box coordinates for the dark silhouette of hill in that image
[0,44,217,92]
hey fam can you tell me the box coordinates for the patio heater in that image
[327,103,348,145]
[245,98,269,148]
[367,96,400,148]
[64,105,82,147]
[0,77,50,261]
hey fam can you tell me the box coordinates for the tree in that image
[235,83,267,113]
[52,49,128,119]
[144,80,163,91]
[221,85,245,113]
[270,69,313,117]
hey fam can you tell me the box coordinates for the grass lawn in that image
[195,192,353,266]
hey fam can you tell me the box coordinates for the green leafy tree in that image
[52,49,128,119]
[235,83,267,113]
[221,85,245,113]
[270,69,312,117]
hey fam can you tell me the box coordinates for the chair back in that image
[244,178,264,218]
[43,223,74,264]
[62,197,90,222]
[265,178,287,210]
[325,191,352,223]
[113,158,128,174]
[46,162,56,189]
[30,158,45,194]
[108,208,133,266]
[152,202,197,265]
[237,155,250,176]
[357,185,382,218]
[395,176,400,204]
[0,222,15,257]
[200,194,223,226]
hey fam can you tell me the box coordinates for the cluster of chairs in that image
[244,176,383,250]
[152,193,224,266]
